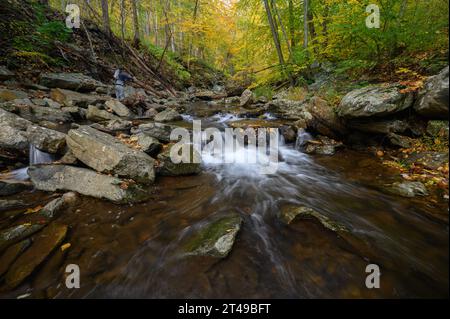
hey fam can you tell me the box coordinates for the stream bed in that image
[0,109,448,299]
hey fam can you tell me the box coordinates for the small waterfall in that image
[295,129,313,151]
[29,144,55,165]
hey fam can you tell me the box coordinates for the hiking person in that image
[114,68,133,100]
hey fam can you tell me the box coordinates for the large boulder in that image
[338,84,414,119]
[66,126,155,184]
[105,99,133,118]
[154,109,182,122]
[28,165,152,203]
[156,143,201,176]
[184,214,242,258]
[240,89,254,108]
[50,88,107,108]
[86,105,120,122]
[0,89,27,102]
[40,73,104,92]
[26,125,66,154]
[414,66,449,119]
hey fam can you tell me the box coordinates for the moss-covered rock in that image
[184,214,242,258]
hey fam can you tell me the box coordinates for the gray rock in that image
[414,66,449,119]
[28,105,73,123]
[240,89,254,108]
[61,106,85,120]
[348,119,410,134]
[0,125,29,150]
[43,98,61,109]
[302,136,344,155]
[86,105,120,122]
[0,66,15,81]
[0,223,44,252]
[387,133,414,148]
[26,125,66,154]
[50,88,107,108]
[156,143,201,176]
[59,149,78,165]
[426,120,449,139]
[105,99,133,118]
[279,205,348,233]
[28,165,152,203]
[144,108,158,119]
[184,214,242,258]
[67,126,155,184]
[154,109,182,122]
[133,133,162,156]
[0,109,32,130]
[385,181,429,198]
[0,199,28,212]
[40,73,103,92]
[338,84,414,119]
[0,179,32,196]
[0,89,28,102]
[39,192,78,219]
[134,122,181,143]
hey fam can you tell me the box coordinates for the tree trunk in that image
[100,0,111,37]
[263,0,285,66]
[272,0,292,58]
[303,0,308,49]
[120,0,125,40]
[131,0,140,46]
[288,0,296,49]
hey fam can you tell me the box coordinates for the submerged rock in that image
[279,205,348,233]
[28,165,151,203]
[156,143,201,176]
[40,73,103,92]
[26,125,66,154]
[338,84,414,119]
[385,181,429,198]
[0,223,44,252]
[154,109,182,122]
[5,223,67,288]
[0,199,28,212]
[39,192,78,219]
[185,214,242,258]
[414,66,449,119]
[0,239,31,277]
[67,126,155,184]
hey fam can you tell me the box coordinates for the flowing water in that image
[0,108,448,299]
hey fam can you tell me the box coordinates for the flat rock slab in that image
[67,126,155,184]
[28,165,152,203]
[338,84,414,119]
[5,223,67,288]
[0,223,44,252]
[105,99,133,118]
[50,88,107,108]
[40,73,103,92]
[185,214,242,258]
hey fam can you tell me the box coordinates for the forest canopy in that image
[48,0,450,87]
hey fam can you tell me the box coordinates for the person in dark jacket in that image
[114,68,133,100]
